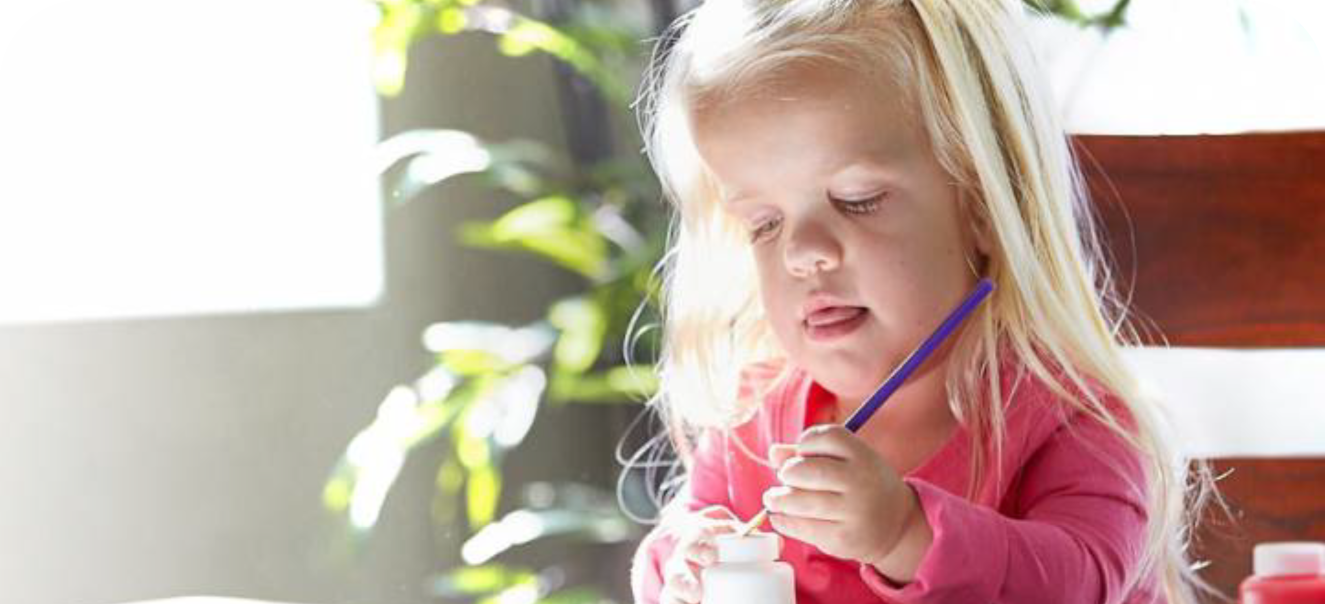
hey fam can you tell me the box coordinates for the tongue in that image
[806,306,866,327]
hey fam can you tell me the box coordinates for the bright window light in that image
[1122,347,1325,458]
[1028,0,1325,134]
[0,0,383,325]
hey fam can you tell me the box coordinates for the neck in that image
[836,351,955,433]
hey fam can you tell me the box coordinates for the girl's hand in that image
[765,424,922,569]
[660,505,743,604]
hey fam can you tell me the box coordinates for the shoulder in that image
[1002,365,1152,503]
[1001,362,1141,446]
[998,364,1151,485]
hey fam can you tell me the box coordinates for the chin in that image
[829,350,907,397]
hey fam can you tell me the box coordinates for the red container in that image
[1240,542,1325,604]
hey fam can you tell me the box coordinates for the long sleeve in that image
[630,429,734,604]
[859,412,1155,604]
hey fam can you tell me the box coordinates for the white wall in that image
[0,31,587,604]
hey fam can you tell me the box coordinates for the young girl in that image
[627,1,1214,603]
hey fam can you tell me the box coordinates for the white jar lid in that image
[1254,542,1325,577]
[715,533,780,563]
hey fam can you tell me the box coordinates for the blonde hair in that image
[631,1,1217,602]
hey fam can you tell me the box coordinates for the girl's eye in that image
[752,196,885,245]
[750,217,782,243]
[830,193,884,214]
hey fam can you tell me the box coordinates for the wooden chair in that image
[1076,132,1325,601]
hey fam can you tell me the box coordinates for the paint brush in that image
[737,277,995,537]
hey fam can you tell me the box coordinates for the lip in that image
[801,293,859,322]
[804,306,869,341]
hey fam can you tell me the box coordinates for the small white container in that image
[702,533,795,604]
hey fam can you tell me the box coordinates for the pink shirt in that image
[630,363,1163,604]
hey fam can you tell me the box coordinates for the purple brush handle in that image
[843,278,994,433]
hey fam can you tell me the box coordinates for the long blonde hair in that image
[631,1,1217,601]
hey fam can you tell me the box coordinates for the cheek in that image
[754,258,799,324]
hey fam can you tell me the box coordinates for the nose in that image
[783,217,842,277]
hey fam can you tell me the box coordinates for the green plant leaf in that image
[466,463,501,529]
[323,375,494,530]
[549,365,657,404]
[431,564,536,598]
[374,129,493,205]
[512,19,627,101]
[477,579,541,604]
[481,139,561,197]
[431,456,464,525]
[372,3,426,96]
[538,587,612,604]
[460,505,638,565]
[490,195,575,236]
[458,196,609,279]
[488,365,547,448]
[322,475,352,513]
[1022,0,1132,30]
[437,6,467,34]
[423,321,557,365]
[548,296,607,375]
[405,373,491,449]
[454,399,501,529]
[439,349,510,376]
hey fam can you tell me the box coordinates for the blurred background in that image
[0,1,1321,604]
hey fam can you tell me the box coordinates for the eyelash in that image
[748,194,885,243]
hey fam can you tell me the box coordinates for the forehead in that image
[688,63,923,198]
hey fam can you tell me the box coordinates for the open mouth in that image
[804,306,869,341]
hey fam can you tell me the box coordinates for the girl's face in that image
[691,64,987,404]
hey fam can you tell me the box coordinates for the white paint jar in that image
[702,533,795,604]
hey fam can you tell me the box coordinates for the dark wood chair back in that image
[1076,132,1325,602]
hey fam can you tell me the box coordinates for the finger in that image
[660,583,698,604]
[684,538,717,566]
[762,485,846,521]
[777,454,854,492]
[696,505,738,522]
[659,586,682,604]
[796,424,866,460]
[679,507,739,541]
[768,443,798,468]
[694,516,741,539]
[662,559,701,603]
[692,506,742,534]
[768,511,839,549]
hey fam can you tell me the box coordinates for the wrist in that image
[868,485,931,583]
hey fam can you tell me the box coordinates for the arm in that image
[860,414,1153,604]
[630,429,734,604]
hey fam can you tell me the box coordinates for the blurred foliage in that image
[329,1,663,602]
[1025,0,1133,29]
[326,0,1133,602]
